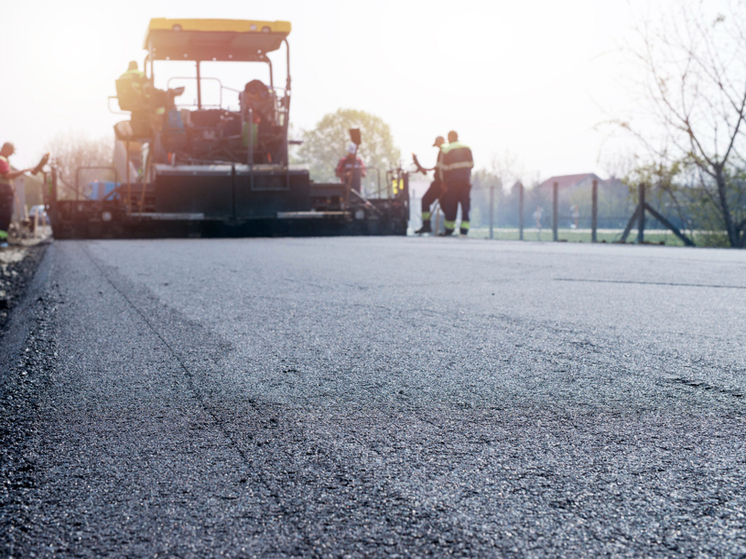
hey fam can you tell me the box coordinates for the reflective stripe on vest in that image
[440,140,470,155]
[440,141,473,182]
[121,69,146,80]
[440,161,474,172]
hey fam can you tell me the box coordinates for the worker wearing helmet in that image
[335,142,367,192]
[439,130,474,236]
[0,143,33,248]
[415,135,446,234]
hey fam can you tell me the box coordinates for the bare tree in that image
[46,131,114,199]
[625,1,746,247]
[489,150,525,192]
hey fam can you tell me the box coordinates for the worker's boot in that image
[415,221,432,234]
[439,228,454,236]
[460,228,469,236]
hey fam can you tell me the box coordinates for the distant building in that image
[537,173,604,191]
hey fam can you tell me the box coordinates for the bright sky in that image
[3,0,661,179]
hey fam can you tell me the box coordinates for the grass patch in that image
[466,228,688,246]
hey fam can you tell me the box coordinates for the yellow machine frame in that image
[144,18,291,62]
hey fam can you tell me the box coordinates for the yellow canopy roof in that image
[144,18,292,62]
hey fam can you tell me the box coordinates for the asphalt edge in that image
[0,242,55,390]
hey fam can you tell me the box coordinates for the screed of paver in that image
[3,238,745,557]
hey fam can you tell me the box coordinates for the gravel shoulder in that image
[0,242,49,332]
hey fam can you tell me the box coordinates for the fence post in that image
[518,182,524,240]
[552,181,558,241]
[489,183,494,240]
[591,179,598,243]
[51,167,58,203]
[637,183,646,244]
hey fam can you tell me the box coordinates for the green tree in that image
[297,109,401,185]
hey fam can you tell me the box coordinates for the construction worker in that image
[0,143,33,248]
[116,61,172,136]
[335,142,367,192]
[116,61,149,110]
[415,135,446,234]
[439,130,474,236]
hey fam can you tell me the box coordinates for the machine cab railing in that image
[114,18,293,167]
[165,77,287,115]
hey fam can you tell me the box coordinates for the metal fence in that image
[411,180,696,245]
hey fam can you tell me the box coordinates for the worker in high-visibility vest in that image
[116,61,150,110]
[415,135,445,234]
[439,130,474,236]
[0,143,33,248]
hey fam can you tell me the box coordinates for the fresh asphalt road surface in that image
[2,237,746,557]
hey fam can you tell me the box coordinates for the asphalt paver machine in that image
[50,18,409,238]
